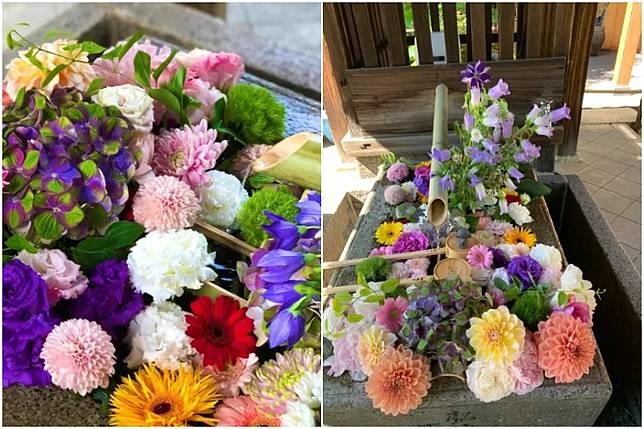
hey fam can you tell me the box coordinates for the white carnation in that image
[529,244,562,271]
[280,401,317,427]
[125,301,196,370]
[198,170,249,228]
[127,229,216,302]
[294,371,322,409]
[507,202,533,225]
[466,359,514,402]
[93,84,154,133]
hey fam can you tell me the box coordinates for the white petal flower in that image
[551,264,596,314]
[93,84,154,133]
[280,401,317,426]
[529,244,562,271]
[125,301,196,370]
[466,359,514,402]
[507,202,533,225]
[127,229,216,302]
[198,170,249,229]
[294,371,322,409]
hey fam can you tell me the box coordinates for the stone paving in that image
[555,124,642,274]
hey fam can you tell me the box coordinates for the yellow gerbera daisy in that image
[417,192,429,204]
[504,227,537,248]
[109,363,220,426]
[466,306,525,366]
[375,221,404,245]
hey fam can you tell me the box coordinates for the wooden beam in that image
[602,3,628,50]
[350,3,379,67]
[377,3,409,66]
[525,3,546,58]
[193,220,256,256]
[470,3,488,60]
[497,3,515,60]
[412,3,433,64]
[429,3,440,32]
[613,2,642,86]
[442,3,460,63]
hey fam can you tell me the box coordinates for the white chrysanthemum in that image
[466,359,514,402]
[126,229,216,302]
[92,84,154,133]
[198,170,249,228]
[294,371,322,409]
[125,302,196,370]
[280,401,317,427]
[507,202,533,225]
[529,244,562,271]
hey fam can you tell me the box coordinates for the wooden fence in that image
[324,3,598,161]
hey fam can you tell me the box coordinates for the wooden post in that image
[613,2,642,86]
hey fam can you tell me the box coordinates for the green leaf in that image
[14,87,25,109]
[25,48,45,72]
[517,178,551,198]
[167,65,186,100]
[557,291,568,307]
[133,51,151,88]
[5,235,38,253]
[100,46,121,60]
[152,47,178,81]
[42,29,75,42]
[381,278,400,294]
[6,31,15,49]
[209,96,226,128]
[335,291,352,302]
[61,42,82,52]
[64,107,83,122]
[34,95,46,110]
[247,173,275,189]
[347,314,364,323]
[22,150,39,171]
[104,221,144,248]
[147,87,182,116]
[33,212,64,241]
[365,294,385,303]
[63,205,85,228]
[86,78,104,97]
[494,277,510,291]
[215,125,246,145]
[359,287,372,297]
[80,41,106,54]
[505,286,521,302]
[117,30,144,60]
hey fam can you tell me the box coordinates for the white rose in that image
[466,360,514,402]
[507,202,533,225]
[93,84,154,133]
[551,264,596,314]
[530,244,562,271]
[280,401,317,426]
[198,170,249,229]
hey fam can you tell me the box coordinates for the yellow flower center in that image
[277,370,303,389]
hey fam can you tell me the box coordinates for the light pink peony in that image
[327,323,367,380]
[186,51,244,92]
[375,297,408,333]
[184,77,225,124]
[152,119,227,190]
[405,257,430,278]
[132,175,201,232]
[128,133,156,184]
[205,353,259,397]
[17,249,88,306]
[40,319,116,396]
[510,331,544,395]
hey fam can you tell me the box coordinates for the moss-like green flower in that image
[237,187,299,247]
[511,289,549,331]
[356,257,392,282]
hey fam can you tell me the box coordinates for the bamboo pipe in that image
[253,132,321,191]
[203,280,248,305]
[321,247,447,271]
[427,83,450,227]
[193,220,257,256]
[323,275,436,296]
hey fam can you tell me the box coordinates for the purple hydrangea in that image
[3,260,56,387]
[65,259,144,341]
[391,231,430,254]
[413,164,431,197]
[507,256,543,290]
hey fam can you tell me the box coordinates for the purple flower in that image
[257,249,305,283]
[507,256,542,290]
[431,148,451,163]
[296,191,321,233]
[470,87,482,106]
[491,248,509,268]
[464,111,475,131]
[508,167,524,181]
[263,280,303,305]
[488,79,510,99]
[65,259,144,341]
[3,260,56,387]
[469,175,486,201]
[550,103,571,123]
[482,139,500,154]
[391,231,430,254]
[386,162,409,182]
[553,299,590,324]
[501,114,514,139]
[269,307,305,348]
[262,211,299,250]
[465,146,494,164]
[486,285,508,307]
[461,60,491,89]
[514,140,541,163]
[413,164,431,196]
[482,103,501,128]
[439,175,454,192]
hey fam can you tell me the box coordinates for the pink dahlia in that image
[391,231,429,254]
[205,353,259,398]
[386,162,409,182]
[369,246,393,257]
[229,144,272,181]
[132,175,201,232]
[375,297,408,332]
[467,244,493,269]
[153,119,227,190]
[214,396,280,427]
[510,331,544,395]
[40,319,115,396]
[189,51,244,92]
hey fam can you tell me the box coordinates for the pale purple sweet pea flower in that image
[269,307,305,348]
[508,167,524,181]
[470,86,482,106]
[501,114,514,139]
[550,103,571,123]
[460,60,491,89]
[431,148,451,163]
[464,111,475,131]
[439,175,454,192]
[488,79,511,99]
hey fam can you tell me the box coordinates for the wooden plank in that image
[497,3,516,60]
[485,3,493,60]
[602,3,628,50]
[429,3,440,32]
[524,3,546,58]
[559,3,598,156]
[613,2,642,86]
[412,3,433,64]
[350,3,379,67]
[470,3,487,60]
[345,57,566,135]
[442,3,460,63]
[377,3,409,66]
[193,220,257,256]
[465,3,473,61]
[337,3,363,68]
[550,3,574,57]
[322,248,445,270]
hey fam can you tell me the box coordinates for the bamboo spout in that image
[427,83,449,227]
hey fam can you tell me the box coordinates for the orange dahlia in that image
[365,346,430,416]
[534,312,596,383]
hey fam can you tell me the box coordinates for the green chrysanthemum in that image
[237,187,299,247]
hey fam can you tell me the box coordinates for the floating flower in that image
[206,354,258,398]
[229,144,271,181]
[245,347,320,416]
[504,227,537,248]
[461,60,491,89]
[128,132,156,184]
[401,181,418,201]
[199,170,249,229]
[280,401,317,426]
[384,184,406,205]
[535,312,596,383]
[186,296,256,370]
[214,396,280,427]
[488,78,510,99]
[413,161,431,197]
[109,363,220,426]
[551,264,597,317]
[510,331,544,395]
[16,248,88,306]
[529,243,563,271]
[326,323,368,380]
[375,221,404,245]
[466,244,493,269]
[496,242,531,259]
[466,359,514,402]
[466,306,525,366]
[40,319,115,396]
[153,119,227,190]
[507,202,533,225]
[365,346,430,416]
[487,220,514,236]
[268,306,306,349]
[375,297,408,333]
[125,301,196,370]
[127,229,216,302]
[386,161,409,182]
[357,325,397,375]
[507,255,543,290]
[391,230,429,254]
[132,175,201,232]
[92,84,154,133]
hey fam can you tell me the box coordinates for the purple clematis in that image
[461,60,491,89]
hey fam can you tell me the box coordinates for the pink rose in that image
[552,295,591,325]
[184,78,225,124]
[188,52,244,92]
[16,249,88,306]
[510,331,544,395]
[128,133,156,185]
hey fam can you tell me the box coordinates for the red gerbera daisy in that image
[186,296,256,370]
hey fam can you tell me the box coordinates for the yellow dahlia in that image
[109,363,220,426]
[5,39,96,101]
[504,227,537,248]
[466,306,525,366]
[375,221,404,245]
[357,325,397,375]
